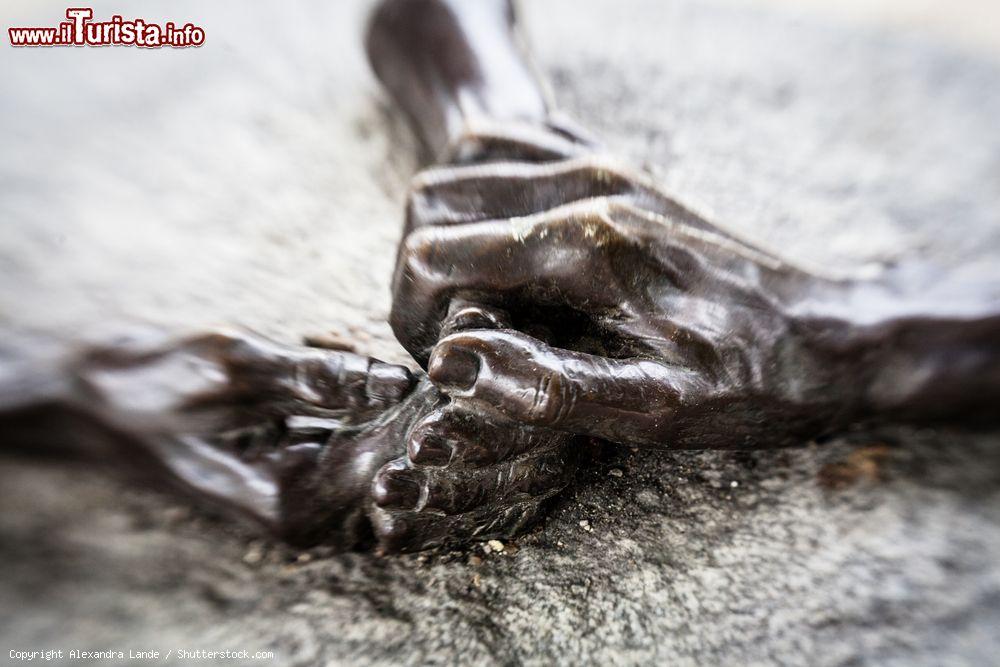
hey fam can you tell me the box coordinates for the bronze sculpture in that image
[1,0,997,553]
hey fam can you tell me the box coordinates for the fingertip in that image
[441,301,510,337]
[408,428,454,466]
[428,340,480,392]
[366,362,415,404]
[372,460,422,510]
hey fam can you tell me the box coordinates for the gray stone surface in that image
[2,0,999,664]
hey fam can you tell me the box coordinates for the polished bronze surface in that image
[373,0,1000,451]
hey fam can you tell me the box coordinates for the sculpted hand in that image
[366,0,859,450]
[368,307,580,554]
[2,326,581,552]
[390,158,863,450]
[363,0,587,551]
[2,329,416,547]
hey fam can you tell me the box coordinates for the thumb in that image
[428,329,699,447]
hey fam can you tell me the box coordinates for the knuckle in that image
[400,227,439,270]
[404,179,438,232]
[523,370,578,426]
[575,156,634,194]
[541,200,624,247]
[406,166,479,229]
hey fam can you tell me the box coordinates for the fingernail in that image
[442,303,508,335]
[409,433,453,466]
[373,465,421,509]
[367,363,415,403]
[429,347,479,391]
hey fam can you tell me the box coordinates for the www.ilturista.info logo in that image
[9,8,205,48]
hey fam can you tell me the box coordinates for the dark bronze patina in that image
[370,0,1000,444]
[0,325,580,552]
[2,330,416,548]
[366,0,1000,545]
[2,0,998,553]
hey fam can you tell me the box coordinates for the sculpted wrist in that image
[791,276,1000,426]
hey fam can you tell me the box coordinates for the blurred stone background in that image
[1,0,999,664]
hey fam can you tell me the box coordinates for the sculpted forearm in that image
[795,305,1000,428]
